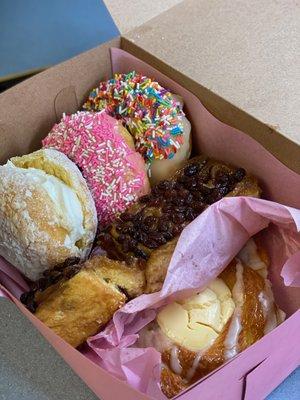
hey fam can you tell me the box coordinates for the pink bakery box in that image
[0,40,300,400]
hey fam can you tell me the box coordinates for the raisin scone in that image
[98,156,261,292]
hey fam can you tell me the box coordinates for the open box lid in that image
[104,0,183,33]
[115,0,300,173]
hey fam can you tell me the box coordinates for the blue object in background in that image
[0,1,299,398]
[0,0,119,80]
[267,368,300,399]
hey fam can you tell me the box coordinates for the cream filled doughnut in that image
[0,149,97,281]
[43,111,150,225]
[82,71,192,183]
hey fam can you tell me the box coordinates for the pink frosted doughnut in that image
[42,111,150,225]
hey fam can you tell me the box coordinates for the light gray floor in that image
[0,299,97,400]
[0,298,299,400]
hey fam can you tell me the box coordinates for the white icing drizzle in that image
[224,261,244,360]
[238,239,267,277]
[186,351,203,381]
[170,346,182,375]
[259,280,278,334]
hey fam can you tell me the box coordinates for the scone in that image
[0,148,97,281]
[21,256,146,347]
[98,156,261,289]
[136,240,285,398]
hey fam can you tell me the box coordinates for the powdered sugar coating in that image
[0,160,88,281]
[43,111,149,225]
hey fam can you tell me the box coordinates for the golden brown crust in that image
[98,156,261,290]
[84,256,146,298]
[160,259,273,397]
[35,257,127,347]
[145,238,178,293]
[161,367,187,399]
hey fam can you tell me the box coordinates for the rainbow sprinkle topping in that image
[82,71,185,164]
[42,111,148,225]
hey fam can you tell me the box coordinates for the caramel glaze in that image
[161,260,266,398]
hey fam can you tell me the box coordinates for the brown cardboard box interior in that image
[0,37,120,163]
[122,0,300,173]
[1,0,299,174]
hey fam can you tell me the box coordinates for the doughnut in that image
[82,71,192,184]
[42,111,150,226]
[0,149,97,281]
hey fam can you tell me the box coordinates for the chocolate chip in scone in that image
[49,271,63,285]
[157,180,174,191]
[123,237,138,252]
[133,212,144,225]
[117,233,126,243]
[189,178,198,189]
[37,277,48,291]
[143,216,158,231]
[157,218,174,232]
[198,184,213,196]
[206,188,225,204]
[116,224,123,233]
[172,225,183,236]
[121,222,135,235]
[164,188,178,200]
[177,187,190,198]
[233,168,246,182]
[177,175,190,185]
[172,196,186,206]
[185,207,198,221]
[184,193,194,205]
[192,201,206,213]
[197,169,210,183]
[147,197,161,207]
[20,291,37,313]
[215,171,230,185]
[172,212,186,224]
[162,201,174,213]
[153,233,168,245]
[139,194,152,203]
[184,163,199,177]
[192,190,205,202]
[63,265,81,279]
[143,237,159,249]
[131,229,146,243]
[133,247,149,260]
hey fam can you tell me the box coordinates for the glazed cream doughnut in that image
[0,148,97,281]
[82,71,192,184]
